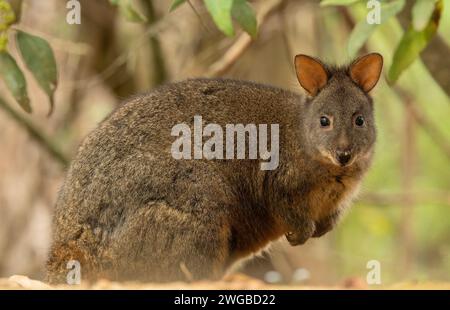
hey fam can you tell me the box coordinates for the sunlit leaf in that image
[388,1,442,84]
[204,0,234,36]
[16,31,57,115]
[170,0,187,12]
[412,0,438,31]
[347,0,405,57]
[347,22,376,59]
[379,0,406,22]
[0,51,31,113]
[231,0,257,38]
[120,2,146,23]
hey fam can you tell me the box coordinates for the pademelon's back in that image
[51,78,303,244]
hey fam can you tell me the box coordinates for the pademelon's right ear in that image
[349,53,383,92]
[294,54,328,96]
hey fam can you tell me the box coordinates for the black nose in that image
[336,150,351,166]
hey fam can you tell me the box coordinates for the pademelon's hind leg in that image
[46,225,107,284]
[111,201,231,282]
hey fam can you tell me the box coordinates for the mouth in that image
[319,149,355,167]
[335,156,356,167]
[336,158,354,167]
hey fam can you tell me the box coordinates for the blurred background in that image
[0,0,449,287]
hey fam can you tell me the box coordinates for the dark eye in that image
[355,115,365,127]
[320,116,331,127]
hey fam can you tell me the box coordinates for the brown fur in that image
[47,54,382,283]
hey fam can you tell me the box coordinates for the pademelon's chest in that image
[306,175,360,221]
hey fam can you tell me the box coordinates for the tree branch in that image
[141,0,167,86]
[0,96,69,167]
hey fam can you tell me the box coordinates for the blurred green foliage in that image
[319,0,450,283]
[170,0,258,38]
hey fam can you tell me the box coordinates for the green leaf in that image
[388,1,442,84]
[231,0,257,38]
[412,0,438,31]
[109,0,146,23]
[320,0,361,6]
[119,2,147,23]
[16,31,57,115]
[378,0,406,23]
[347,0,405,57]
[347,22,376,59]
[204,0,234,36]
[170,0,187,12]
[0,51,31,113]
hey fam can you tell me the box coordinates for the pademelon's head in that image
[294,53,383,168]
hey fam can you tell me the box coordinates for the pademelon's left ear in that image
[294,54,329,96]
[349,53,383,92]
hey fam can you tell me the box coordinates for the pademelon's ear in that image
[349,53,383,92]
[294,54,328,96]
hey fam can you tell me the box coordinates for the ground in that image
[1,275,449,290]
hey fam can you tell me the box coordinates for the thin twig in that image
[141,0,167,85]
[11,25,91,55]
[63,14,171,90]
[395,87,450,161]
[206,0,285,77]
[407,102,450,160]
[0,96,69,167]
[187,0,211,34]
[278,0,294,72]
[359,190,450,206]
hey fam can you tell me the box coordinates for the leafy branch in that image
[170,0,258,38]
[321,0,444,85]
[206,0,284,77]
[0,0,58,115]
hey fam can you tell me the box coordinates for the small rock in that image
[8,275,52,290]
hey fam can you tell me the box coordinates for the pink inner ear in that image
[350,53,383,92]
[295,55,328,96]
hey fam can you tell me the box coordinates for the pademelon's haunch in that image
[47,53,383,283]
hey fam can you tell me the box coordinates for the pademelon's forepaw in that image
[285,220,316,246]
[312,211,340,238]
[286,231,308,246]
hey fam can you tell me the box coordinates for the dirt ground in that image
[1,275,449,290]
